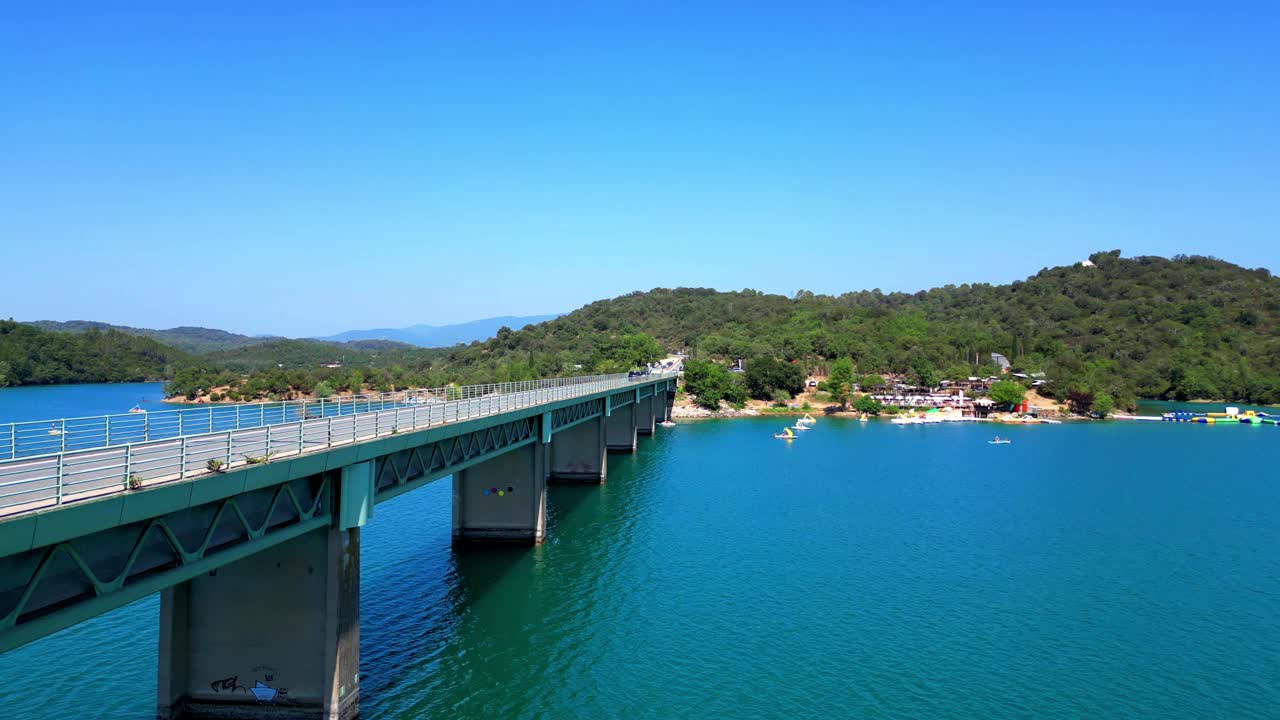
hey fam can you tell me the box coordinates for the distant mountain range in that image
[21,314,561,353]
[315,315,562,347]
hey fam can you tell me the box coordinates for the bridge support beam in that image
[157,525,361,720]
[605,402,637,453]
[548,416,607,484]
[636,395,657,436]
[661,390,675,423]
[452,441,547,544]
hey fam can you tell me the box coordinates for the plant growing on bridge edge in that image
[242,452,274,465]
[206,459,226,473]
[126,474,144,490]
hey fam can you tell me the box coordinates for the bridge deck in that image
[0,373,673,519]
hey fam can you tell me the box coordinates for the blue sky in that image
[2,2,1277,336]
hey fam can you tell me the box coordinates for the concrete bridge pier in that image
[548,415,607,484]
[661,390,675,423]
[636,395,657,436]
[157,525,361,720]
[452,441,547,544]
[605,402,638,453]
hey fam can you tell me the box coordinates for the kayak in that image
[988,440,1011,445]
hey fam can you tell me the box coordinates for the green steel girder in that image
[549,398,604,433]
[0,474,332,653]
[373,415,538,502]
[638,385,655,399]
[609,390,634,409]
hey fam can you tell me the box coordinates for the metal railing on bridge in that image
[0,372,674,516]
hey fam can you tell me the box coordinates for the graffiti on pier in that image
[210,676,247,694]
[250,681,279,702]
[250,666,288,703]
[209,667,288,703]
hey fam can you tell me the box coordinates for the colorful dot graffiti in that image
[481,486,517,498]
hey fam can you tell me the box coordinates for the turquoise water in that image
[2,385,1279,718]
[0,382,168,422]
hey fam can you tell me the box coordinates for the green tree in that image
[989,380,1026,408]
[853,394,883,415]
[682,359,746,410]
[827,358,855,409]
[1092,392,1115,418]
[909,358,939,389]
[744,356,804,400]
[611,333,664,370]
[314,381,335,399]
[859,374,884,391]
[165,366,208,400]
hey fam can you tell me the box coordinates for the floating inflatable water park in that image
[1162,408,1279,425]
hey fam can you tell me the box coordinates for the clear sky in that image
[2,2,1277,336]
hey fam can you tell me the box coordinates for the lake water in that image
[2,384,1278,719]
[0,382,169,423]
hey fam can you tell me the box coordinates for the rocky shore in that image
[670,401,762,419]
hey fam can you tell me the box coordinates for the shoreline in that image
[164,386,370,405]
[672,388,1280,422]
[11,382,1274,419]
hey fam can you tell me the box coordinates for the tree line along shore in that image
[3,252,1280,411]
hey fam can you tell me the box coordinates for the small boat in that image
[47,423,62,436]
[128,405,146,414]
[659,420,676,428]
[859,413,868,422]
[773,427,796,440]
[989,437,1011,445]
[790,423,810,431]
[797,414,817,425]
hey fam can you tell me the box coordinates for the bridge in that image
[0,371,678,719]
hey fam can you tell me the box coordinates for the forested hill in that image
[443,252,1280,405]
[24,321,271,354]
[200,338,423,372]
[7,252,1280,406]
[0,321,188,386]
